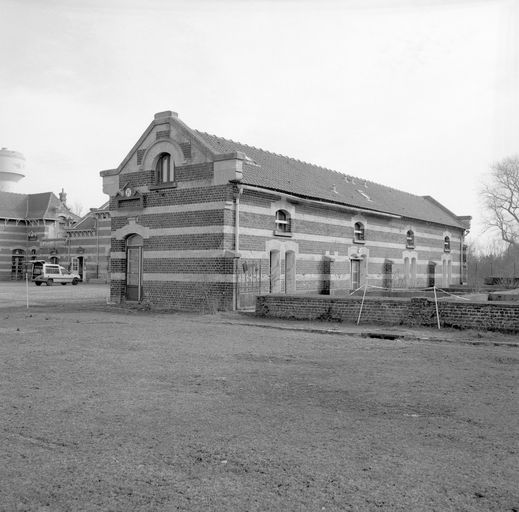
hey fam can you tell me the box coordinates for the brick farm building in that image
[101,110,471,310]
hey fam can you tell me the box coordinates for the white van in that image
[31,261,80,286]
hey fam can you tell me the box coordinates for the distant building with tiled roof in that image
[0,147,111,282]
[0,188,80,280]
[100,110,471,310]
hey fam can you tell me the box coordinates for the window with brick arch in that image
[444,236,451,252]
[406,230,415,249]
[156,153,174,183]
[354,222,365,242]
[275,210,291,233]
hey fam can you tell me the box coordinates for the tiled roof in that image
[70,216,96,230]
[0,191,80,222]
[68,202,109,231]
[0,191,28,219]
[196,131,467,228]
[27,192,55,218]
[0,191,57,219]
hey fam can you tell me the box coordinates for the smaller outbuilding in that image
[65,203,111,283]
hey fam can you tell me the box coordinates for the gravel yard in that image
[0,285,518,511]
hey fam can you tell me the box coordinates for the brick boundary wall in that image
[256,295,519,333]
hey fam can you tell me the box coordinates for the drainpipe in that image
[233,184,243,309]
[461,228,469,285]
[234,185,243,253]
[96,214,100,279]
[67,235,71,270]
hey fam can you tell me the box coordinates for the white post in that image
[26,271,29,309]
[433,286,440,329]
[357,283,368,325]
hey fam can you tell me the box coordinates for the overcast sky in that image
[0,0,517,247]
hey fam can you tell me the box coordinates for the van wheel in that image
[47,279,53,286]
[35,282,42,286]
[72,278,79,285]
[61,282,67,285]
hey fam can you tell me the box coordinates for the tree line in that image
[469,155,519,287]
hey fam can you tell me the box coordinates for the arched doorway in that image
[403,257,410,287]
[126,234,143,301]
[285,251,296,293]
[71,256,85,281]
[427,262,436,288]
[351,258,361,290]
[382,260,393,290]
[11,249,25,280]
[411,257,417,287]
[269,250,281,293]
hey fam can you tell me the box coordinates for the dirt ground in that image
[0,284,518,511]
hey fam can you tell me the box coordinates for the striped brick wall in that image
[67,213,111,282]
[105,176,465,310]
[108,178,238,310]
[237,189,465,296]
[0,220,68,281]
[0,221,30,280]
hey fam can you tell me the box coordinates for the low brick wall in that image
[256,294,519,333]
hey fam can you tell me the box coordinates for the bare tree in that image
[70,202,84,218]
[481,156,519,248]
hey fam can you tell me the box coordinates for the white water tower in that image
[0,148,26,192]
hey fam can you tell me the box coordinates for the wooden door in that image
[126,234,143,301]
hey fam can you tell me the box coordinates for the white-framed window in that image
[354,222,365,243]
[275,209,291,234]
[156,152,174,183]
[444,236,451,252]
[406,230,415,249]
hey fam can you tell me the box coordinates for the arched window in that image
[354,222,365,242]
[156,153,174,183]
[275,210,291,234]
[444,236,450,252]
[406,230,415,249]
